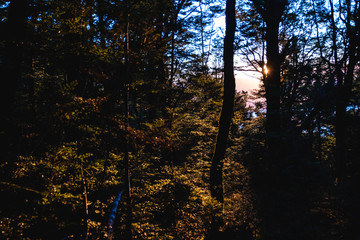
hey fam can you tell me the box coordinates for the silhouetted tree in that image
[210,0,236,203]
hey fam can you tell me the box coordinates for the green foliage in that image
[1,0,359,239]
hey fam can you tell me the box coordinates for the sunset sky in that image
[213,15,261,93]
[235,69,261,92]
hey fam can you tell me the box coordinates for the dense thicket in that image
[0,0,359,239]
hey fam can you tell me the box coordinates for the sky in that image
[213,15,261,93]
[235,70,261,92]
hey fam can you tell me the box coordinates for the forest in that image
[0,0,359,239]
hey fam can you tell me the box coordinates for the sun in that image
[264,65,269,75]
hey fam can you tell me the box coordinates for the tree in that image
[330,0,360,181]
[209,0,236,204]
[252,0,288,173]
[0,0,30,168]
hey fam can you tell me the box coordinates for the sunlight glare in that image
[264,65,269,75]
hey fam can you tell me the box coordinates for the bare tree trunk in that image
[209,0,236,204]
[252,1,287,238]
[264,18,282,172]
[262,7,283,240]
[124,1,132,238]
[80,164,89,240]
[0,0,28,113]
[0,0,29,171]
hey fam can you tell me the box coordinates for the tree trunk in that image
[264,25,282,169]
[252,1,287,238]
[0,0,29,167]
[209,0,236,204]
[124,1,132,238]
[263,0,283,174]
[335,51,357,182]
[331,2,360,181]
[80,164,89,240]
[0,0,28,110]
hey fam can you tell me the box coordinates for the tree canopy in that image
[0,0,359,239]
